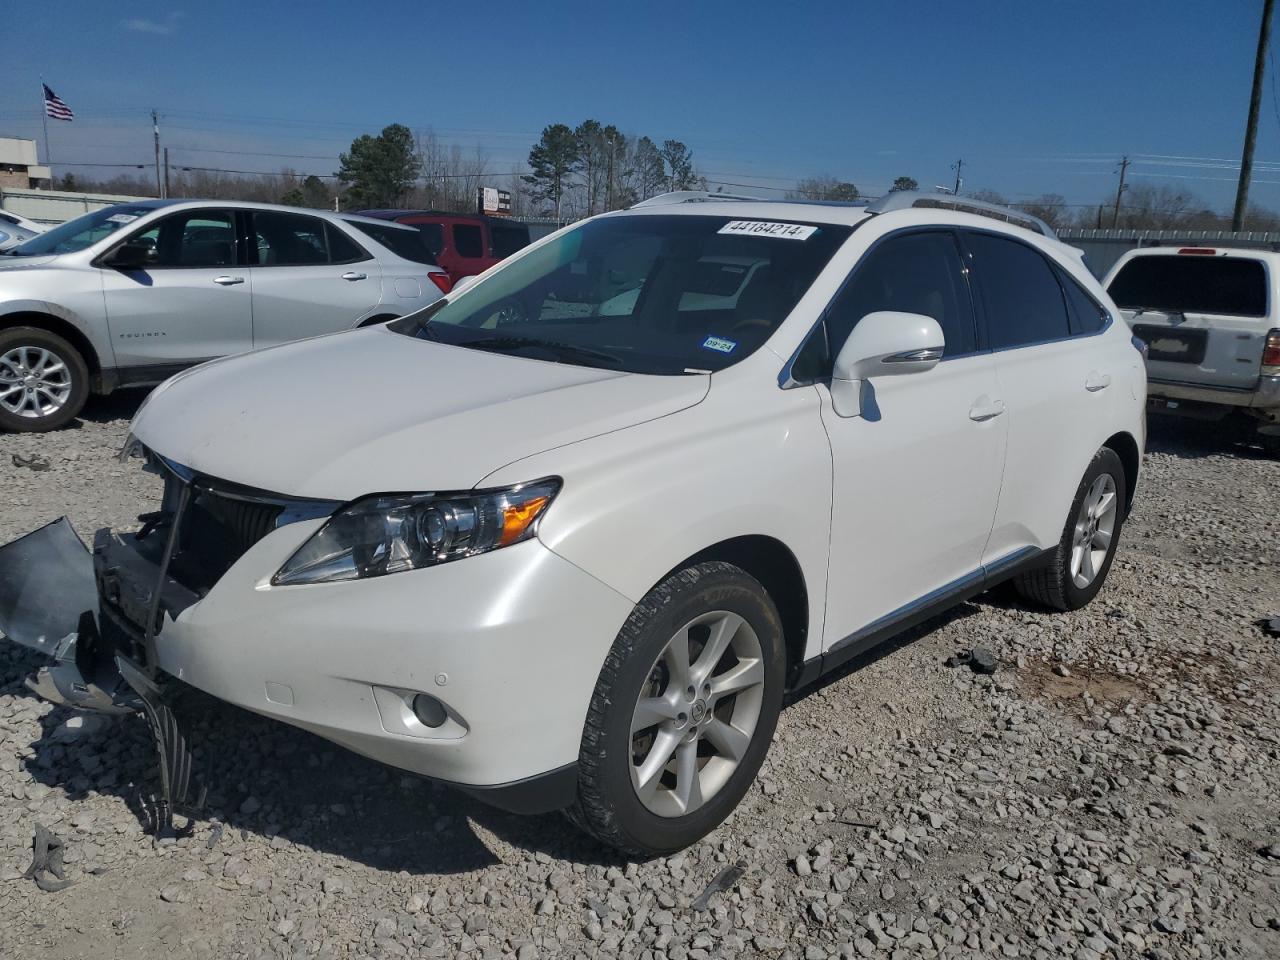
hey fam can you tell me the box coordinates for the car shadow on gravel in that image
[6,642,626,874]
[1145,415,1277,462]
[788,601,983,702]
[76,388,150,426]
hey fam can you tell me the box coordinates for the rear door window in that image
[453,223,484,259]
[414,223,444,258]
[964,232,1070,349]
[251,210,330,266]
[1108,256,1267,318]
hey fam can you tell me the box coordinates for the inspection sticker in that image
[105,213,139,224]
[701,336,738,354]
[718,220,817,241]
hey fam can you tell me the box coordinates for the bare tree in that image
[788,175,858,201]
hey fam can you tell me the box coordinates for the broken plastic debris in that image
[943,647,998,674]
[692,859,747,911]
[23,823,72,892]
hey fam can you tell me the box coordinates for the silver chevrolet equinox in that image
[0,199,450,431]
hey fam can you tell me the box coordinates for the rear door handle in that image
[341,271,368,281]
[1085,371,1112,392]
[212,275,244,286]
[969,397,1006,422]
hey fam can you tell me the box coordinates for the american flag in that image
[43,84,74,121]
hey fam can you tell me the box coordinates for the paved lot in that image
[0,395,1278,959]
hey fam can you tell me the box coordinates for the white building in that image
[0,138,52,189]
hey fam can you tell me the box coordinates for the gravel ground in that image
[0,396,1278,960]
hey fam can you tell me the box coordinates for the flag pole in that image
[39,75,52,170]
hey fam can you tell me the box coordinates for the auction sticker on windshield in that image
[718,221,817,241]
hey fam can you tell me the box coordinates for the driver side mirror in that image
[830,311,944,418]
[103,241,155,271]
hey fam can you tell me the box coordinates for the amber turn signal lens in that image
[499,495,551,547]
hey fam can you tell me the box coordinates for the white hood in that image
[132,326,709,500]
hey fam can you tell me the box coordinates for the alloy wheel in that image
[0,346,73,420]
[1070,472,1118,588]
[629,610,765,818]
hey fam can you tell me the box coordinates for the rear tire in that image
[570,562,785,857]
[0,327,90,432]
[1014,447,1127,612]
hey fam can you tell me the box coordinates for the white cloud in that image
[122,13,181,35]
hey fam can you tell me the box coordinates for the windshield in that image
[390,214,852,374]
[1109,255,1268,318]
[9,205,158,257]
[346,219,438,265]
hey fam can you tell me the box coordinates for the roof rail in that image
[631,190,768,208]
[864,191,1057,239]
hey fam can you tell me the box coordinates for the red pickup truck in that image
[355,210,532,288]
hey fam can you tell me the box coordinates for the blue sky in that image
[2,0,1277,211]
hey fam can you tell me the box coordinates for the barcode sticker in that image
[718,220,817,240]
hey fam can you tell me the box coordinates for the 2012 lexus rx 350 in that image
[0,191,1145,856]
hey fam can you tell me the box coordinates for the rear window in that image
[345,220,438,265]
[1108,256,1267,318]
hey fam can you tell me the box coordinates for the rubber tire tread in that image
[569,561,784,858]
[1014,446,1126,612]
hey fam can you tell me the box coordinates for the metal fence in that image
[1058,228,1280,278]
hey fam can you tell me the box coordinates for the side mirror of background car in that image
[830,311,944,418]
[103,241,155,271]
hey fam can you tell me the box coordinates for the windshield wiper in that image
[459,335,622,369]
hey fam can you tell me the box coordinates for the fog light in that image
[412,693,447,728]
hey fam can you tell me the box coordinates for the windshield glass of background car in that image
[394,215,852,375]
[9,205,156,256]
[1108,256,1267,318]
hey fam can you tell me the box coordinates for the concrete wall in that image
[0,186,149,225]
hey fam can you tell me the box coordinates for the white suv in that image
[0,192,1146,856]
[1104,246,1280,452]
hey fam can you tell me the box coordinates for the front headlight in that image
[272,478,561,586]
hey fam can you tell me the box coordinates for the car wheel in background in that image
[570,561,786,857]
[0,327,90,433]
[1014,446,1127,611]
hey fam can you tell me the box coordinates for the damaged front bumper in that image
[0,450,635,817]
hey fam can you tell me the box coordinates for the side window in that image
[1057,267,1109,335]
[415,223,444,258]
[252,210,330,266]
[325,223,367,264]
[129,210,236,268]
[489,222,529,259]
[453,223,484,259]
[965,232,1070,348]
[812,231,976,374]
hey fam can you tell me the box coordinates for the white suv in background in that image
[0,200,450,431]
[0,192,1145,856]
[1104,246,1280,452]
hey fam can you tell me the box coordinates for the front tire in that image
[0,327,89,432]
[571,562,786,857]
[1014,447,1127,611]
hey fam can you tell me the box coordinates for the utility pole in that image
[951,158,964,195]
[1111,156,1130,228]
[163,147,171,199]
[1234,0,1275,231]
[151,109,163,198]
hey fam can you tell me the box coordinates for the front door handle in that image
[1085,371,1112,392]
[341,271,368,281]
[969,397,1006,422]
[212,275,244,286]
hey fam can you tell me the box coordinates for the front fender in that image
[480,379,834,664]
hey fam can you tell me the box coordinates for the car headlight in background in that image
[272,478,561,585]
